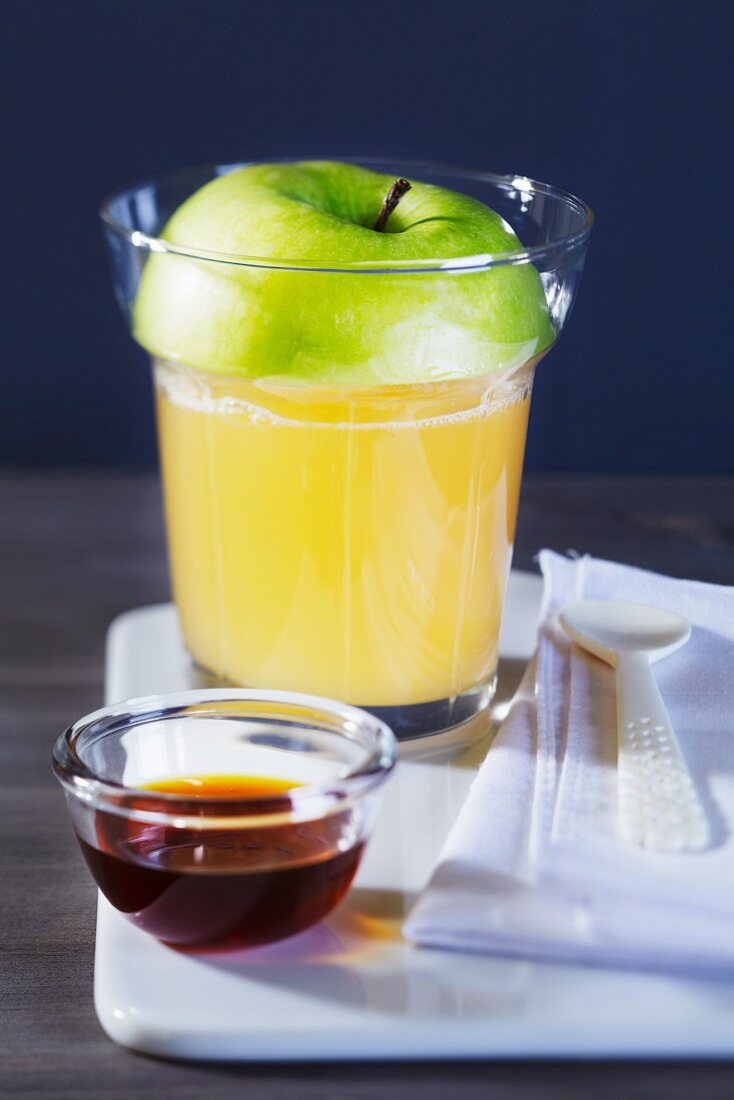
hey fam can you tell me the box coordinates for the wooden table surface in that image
[2,471,733,1099]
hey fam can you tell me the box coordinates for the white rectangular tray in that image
[97,572,734,1060]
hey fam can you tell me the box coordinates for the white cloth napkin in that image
[404,551,734,972]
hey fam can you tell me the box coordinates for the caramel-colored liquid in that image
[142,773,299,798]
[79,775,362,949]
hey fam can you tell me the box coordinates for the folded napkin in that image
[404,552,734,972]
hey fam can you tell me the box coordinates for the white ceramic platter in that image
[96,572,734,1060]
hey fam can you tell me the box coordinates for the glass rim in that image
[52,688,397,826]
[99,155,594,274]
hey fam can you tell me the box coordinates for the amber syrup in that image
[78,774,362,949]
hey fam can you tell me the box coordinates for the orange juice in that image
[155,359,533,709]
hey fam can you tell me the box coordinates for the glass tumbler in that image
[101,159,592,737]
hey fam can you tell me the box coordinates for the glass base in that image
[191,658,497,741]
[360,674,497,740]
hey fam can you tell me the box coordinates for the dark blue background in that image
[2,0,731,471]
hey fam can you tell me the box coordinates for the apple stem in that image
[373,178,412,232]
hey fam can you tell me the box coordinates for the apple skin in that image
[134,161,554,384]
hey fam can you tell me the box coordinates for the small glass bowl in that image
[52,689,396,949]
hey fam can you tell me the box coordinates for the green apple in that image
[134,161,554,385]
